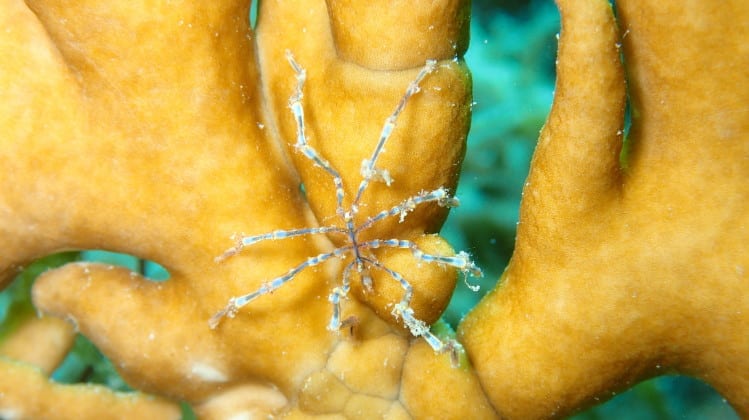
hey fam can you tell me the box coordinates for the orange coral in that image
[461,0,749,417]
[1,0,747,418]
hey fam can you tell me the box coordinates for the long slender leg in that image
[216,226,347,263]
[391,302,462,367]
[352,60,438,207]
[356,187,459,233]
[362,257,462,365]
[209,245,352,329]
[361,239,483,279]
[360,257,414,304]
[327,260,356,331]
[286,51,347,217]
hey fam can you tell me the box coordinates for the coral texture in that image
[0,0,747,419]
[0,0,494,417]
[461,0,749,417]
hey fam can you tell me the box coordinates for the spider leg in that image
[209,245,352,329]
[215,226,347,263]
[360,257,414,305]
[356,187,459,233]
[362,257,462,366]
[353,60,438,207]
[361,239,483,279]
[286,50,346,218]
[328,260,356,331]
[391,302,463,367]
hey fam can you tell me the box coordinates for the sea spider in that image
[209,51,482,360]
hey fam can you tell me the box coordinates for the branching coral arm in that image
[2,0,331,409]
[460,0,749,417]
[526,0,626,226]
[0,359,180,419]
[460,3,629,414]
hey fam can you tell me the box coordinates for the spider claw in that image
[444,339,463,368]
[214,248,238,263]
[209,297,239,329]
[208,308,227,329]
[438,196,460,208]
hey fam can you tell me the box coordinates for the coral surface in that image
[461,0,749,417]
[0,0,747,418]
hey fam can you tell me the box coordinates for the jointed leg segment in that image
[286,50,347,217]
[353,60,437,205]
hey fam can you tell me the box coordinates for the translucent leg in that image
[361,257,414,304]
[362,239,483,278]
[328,261,355,331]
[286,50,347,217]
[356,187,459,233]
[209,246,352,329]
[365,257,461,366]
[353,60,438,207]
[215,226,346,263]
[391,302,462,367]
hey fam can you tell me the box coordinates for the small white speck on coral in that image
[190,362,229,383]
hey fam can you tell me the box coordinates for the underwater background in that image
[0,0,739,418]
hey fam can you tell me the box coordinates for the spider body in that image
[210,52,481,361]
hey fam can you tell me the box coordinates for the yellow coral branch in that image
[460,0,749,417]
[1,0,747,417]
